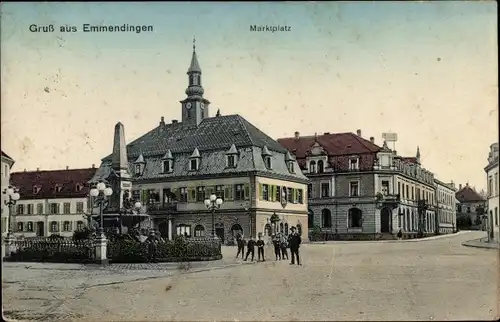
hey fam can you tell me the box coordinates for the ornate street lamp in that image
[245,207,252,237]
[204,194,223,237]
[270,212,280,235]
[3,186,20,237]
[417,199,429,238]
[89,182,113,237]
[120,190,142,234]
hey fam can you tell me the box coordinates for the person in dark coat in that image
[280,234,289,260]
[288,226,301,265]
[272,234,281,260]
[146,230,158,263]
[236,233,245,259]
[256,235,265,262]
[244,236,255,261]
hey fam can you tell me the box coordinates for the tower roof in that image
[187,37,201,74]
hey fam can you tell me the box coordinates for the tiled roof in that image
[103,114,286,161]
[401,157,418,164]
[11,168,98,200]
[455,185,485,203]
[277,132,380,171]
[1,151,14,161]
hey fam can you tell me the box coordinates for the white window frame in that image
[190,158,199,171]
[162,160,172,173]
[349,181,360,197]
[227,155,237,168]
[349,157,359,170]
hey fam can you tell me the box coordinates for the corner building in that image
[92,44,309,243]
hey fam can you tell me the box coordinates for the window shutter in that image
[187,188,194,202]
[294,188,298,203]
[244,183,250,200]
[227,185,233,201]
[69,221,73,231]
[258,183,263,200]
[172,188,179,201]
[272,185,277,202]
[56,222,60,232]
[56,204,61,214]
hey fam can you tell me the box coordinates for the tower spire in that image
[193,35,196,52]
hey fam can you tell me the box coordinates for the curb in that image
[461,238,500,250]
[309,232,466,245]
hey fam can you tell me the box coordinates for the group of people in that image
[235,226,302,265]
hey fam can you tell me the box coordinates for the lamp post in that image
[270,212,280,235]
[89,182,113,238]
[3,186,20,237]
[204,194,223,237]
[245,207,252,237]
[417,199,428,238]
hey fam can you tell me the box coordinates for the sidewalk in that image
[462,237,500,250]
[310,231,468,245]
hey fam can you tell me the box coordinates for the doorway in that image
[215,223,224,243]
[159,221,168,238]
[36,221,44,236]
[380,207,392,233]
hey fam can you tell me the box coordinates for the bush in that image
[309,225,323,241]
[7,239,94,263]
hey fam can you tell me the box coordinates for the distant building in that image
[1,151,15,236]
[484,142,499,242]
[10,166,97,237]
[455,183,486,229]
[91,43,309,243]
[278,131,437,239]
[434,179,457,234]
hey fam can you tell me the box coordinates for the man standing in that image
[256,235,265,262]
[272,234,282,261]
[288,226,301,265]
[236,233,245,259]
[280,233,289,260]
[244,236,256,261]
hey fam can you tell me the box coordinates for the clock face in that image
[186,102,192,110]
[200,102,205,109]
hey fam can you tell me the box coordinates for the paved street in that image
[2,231,499,321]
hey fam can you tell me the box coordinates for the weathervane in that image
[193,35,196,52]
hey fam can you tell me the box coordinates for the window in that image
[262,184,269,201]
[495,207,498,226]
[227,155,236,168]
[75,183,83,192]
[298,189,303,204]
[55,185,63,193]
[27,221,33,232]
[163,160,171,173]
[235,184,244,200]
[381,181,389,195]
[349,158,359,170]
[76,202,84,213]
[132,190,141,202]
[309,161,316,173]
[135,164,141,174]
[411,187,414,200]
[190,159,198,171]
[27,204,34,215]
[37,203,43,214]
[317,160,324,173]
[50,221,58,232]
[321,183,330,198]
[287,187,293,203]
[214,185,224,199]
[264,156,272,169]
[467,206,471,213]
[276,186,281,202]
[405,185,409,199]
[349,181,359,197]
[32,186,41,194]
[148,190,160,204]
[17,222,24,232]
[348,208,363,228]
[194,225,205,237]
[179,187,188,202]
[63,203,71,214]
[163,188,173,204]
[50,203,59,214]
[322,209,332,228]
[17,204,25,214]
[196,186,205,202]
[177,224,191,237]
[308,184,313,199]
[288,162,295,173]
[63,221,71,231]
[77,221,84,231]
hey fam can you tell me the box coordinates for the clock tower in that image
[180,37,211,126]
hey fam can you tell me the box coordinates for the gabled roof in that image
[10,167,98,200]
[226,144,238,155]
[277,132,380,158]
[134,154,145,164]
[102,114,286,161]
[455,185,485,203]
[401,157,418,164]
[1,151,14,161]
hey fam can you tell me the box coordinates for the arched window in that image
[194,225,205,237]
[50,221,58,233]
[63,221,71,232]
[308,183,313,199]
[264,223,272,236]
[177,224,191,237]
[231,224,243,237]
[279,222,284,233]
[321,208,332,228]
[348,208,363,228]
[317,160,324,173]
[76,221,84,231]
[309,161,316,173]
[284,223,289,235]
[297,224,302,236]
[308,209,314,228]
[17,222,24,232]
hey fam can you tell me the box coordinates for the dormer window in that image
[55,185,63,193]
[309,161,316,173]
[32,185,41,194]
[190,148,201,171]
[349,158,359,170]
[161,149,174,173]
[261,145,273,170]
[317,160,324,173]
[75,183,83,192]
[226,144,238,168]
[285,151,296,174]
[134,154,146,176]
[288,162,295,173]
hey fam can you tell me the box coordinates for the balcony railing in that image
[145,202,178,214]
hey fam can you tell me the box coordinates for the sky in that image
[0,2,497,191]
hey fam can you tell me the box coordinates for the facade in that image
[485,142,499,242]
[10,167,97,238]
[1,151,15,236]
[455,183,486,229]
[434,179,457,234]
[90,43,309,244]
[278,131,437,239]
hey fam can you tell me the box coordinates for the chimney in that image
[24,169,26,172]
[36,167,40,171]
[323,132,330,135]
[459,184,462,190]
[66,166,69,170]
[294,131,300,140]
[356,129,362,137]
[92,164,95,169]
[172,120,178,124]
[370,136,374,144]
[160,116,165,126]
